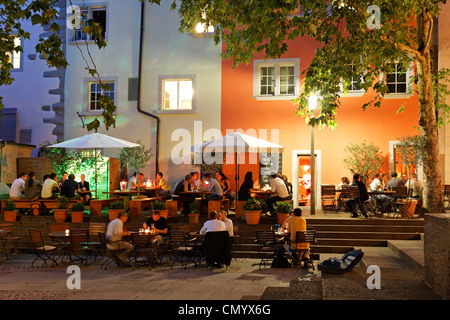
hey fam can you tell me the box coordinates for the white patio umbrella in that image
[191,131,284,199]
[49,133,141,198]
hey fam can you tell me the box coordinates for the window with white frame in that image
[69,6,107,42]
[7,36,21,70]
[88,81,114,111]
[385,62,413,98]
[254,59,300,100]
[340,63,365,96]
[161,77,194,111]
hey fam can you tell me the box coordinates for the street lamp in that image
[308,95,319,215]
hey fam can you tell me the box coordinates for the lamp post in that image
[308,95,319,215]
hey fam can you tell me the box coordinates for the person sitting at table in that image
[143,210,168,246]
[282,175,293,197]
[77,174,92,204]
[59,172,68,188]
[345,173,369,218]
[190,171,202,190]
[138,172,145,188]
[369,173,382,191]
[216,172,234,201]
[386,172,405,189]
[203,172,223,201]
[10,172,28,199]
[238,171,254,201]
[287,208,310,267]
[60,174,81,200]
[199,210,226,235]
[219,210,234,237]
[406,173,423,199]
[106,211,133,267]
[127,172,138,190]
[41,173,60,199]
[24,171,42,200]
[264,173,290,216]
[172,174,195,216]
[155,171,171,197]
[337,176,350,190]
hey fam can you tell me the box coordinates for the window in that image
[382,62,414,99]
[254,59,300,100]
[160,78,194,111]
[69,6,107,42]
[340,63,365,96]
[88,81,114,111]
[7,36,21,70]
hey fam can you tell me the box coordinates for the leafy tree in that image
[0,0,115,131]
[395,134,427,192]
[153,0,447,212]
[343,140,384,185]
[119,140,153,191]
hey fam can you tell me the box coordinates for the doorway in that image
[292,150,321,210]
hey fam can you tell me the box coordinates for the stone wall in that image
[424,213,450,300]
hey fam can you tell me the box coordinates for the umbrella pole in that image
[235,152,239,200]
[95,148,98,199]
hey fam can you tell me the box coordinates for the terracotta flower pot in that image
[71,211,84,223]
[4,210,17,222]
[277,213,289,226]
[53,209,68,223]
[188,213,200,223]
[108,209,122,221]
[245,210,261,225]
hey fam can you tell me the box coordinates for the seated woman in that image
[24,171,42,200]
[287,208,310,266]
[238,171,254,201]
[216,172,234,201]
[78,174,92,204]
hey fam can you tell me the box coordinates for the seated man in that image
[106,211,133,267]
[127,172,138,191]
[60,174,80,200]
[345,173,369,218]
[9,172,27,199]
[287,208,310,266]
[172,174,195,216]
[386,172,405,189]
[219,210,234,237]
[265,174,290,216]
[199,210,226,235]
[41,173,60,199]
[203,172,223,201]
[143,210,168,245]
[154,171,171,197]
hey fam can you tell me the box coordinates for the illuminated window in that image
[386,62,407,94]
[254,59,300,100]
[7,36,21,69]
[88,81,114,111]
[161,78,194,111]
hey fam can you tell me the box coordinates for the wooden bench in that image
[206,198,230,214]
[1,198,82,215]
[129,196,169,217]
[234,200,246,218]
[165,198,183,217]
[89,198,124,216]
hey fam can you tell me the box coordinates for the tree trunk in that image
[417,47,443,213]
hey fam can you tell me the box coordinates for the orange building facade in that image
[219,36,421,207]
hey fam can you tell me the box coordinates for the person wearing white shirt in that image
[199,210,226,235]
[127,172,137,190]
[265,174,290,216]
[219,210,234,237]
[370,173,382,191]
[9,173,27,199]
[106,212,133,267]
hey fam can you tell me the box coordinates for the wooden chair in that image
[391,187,413,218]
[85,222,107,261]
[130,233,158,270]
[28,229,58,268]
[0,223,20,259]
[49,222,70,233]
[321,185,337,212]
[67,229,89,264]
[290,230,317,270]
[255,230,282,269]
[166,230,200,269]
[98,232,126,270]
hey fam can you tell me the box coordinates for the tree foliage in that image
[342,140,384,184]
[119,140,153,190]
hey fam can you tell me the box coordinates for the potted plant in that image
[188,201,201,223]
[54,196,70,223]
[275,201,292,225]
[108,200,124,221]
[243,198,263,225]
[151,200,168,219]
[70,202,85,223]
[3,200,17,222]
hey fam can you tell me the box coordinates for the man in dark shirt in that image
[345,173,369,218]
[143,211,168,245]
[60,174,80,200]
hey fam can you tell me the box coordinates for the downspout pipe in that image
[137,1,160,174]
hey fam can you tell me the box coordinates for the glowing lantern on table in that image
[121,181,126,190]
